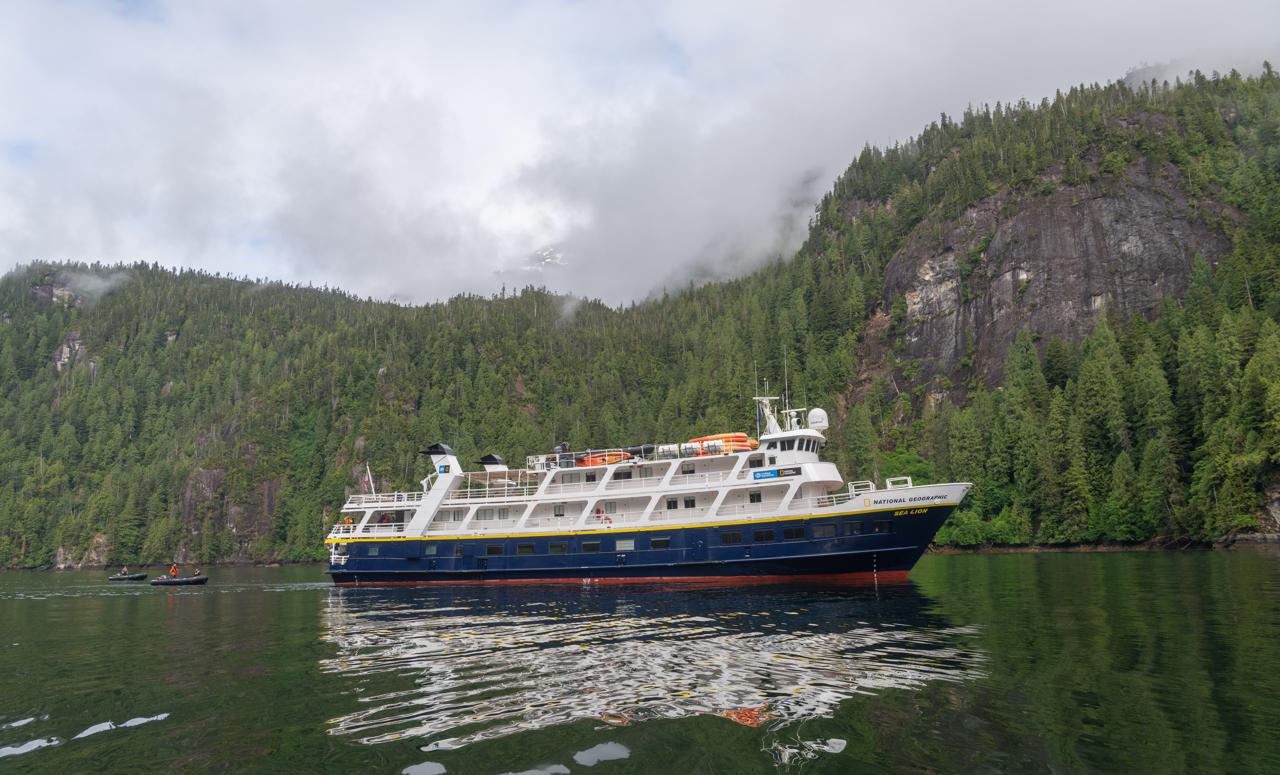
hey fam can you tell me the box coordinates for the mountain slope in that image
[1,67,1278,567]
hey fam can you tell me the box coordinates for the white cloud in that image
[0,1,1276,303]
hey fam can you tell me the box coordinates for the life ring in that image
[593,508,612,524]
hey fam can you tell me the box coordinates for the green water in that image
[1,550,1277,774]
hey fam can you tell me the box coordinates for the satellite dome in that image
[807,408,830,431]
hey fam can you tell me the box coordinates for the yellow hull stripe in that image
[324,502,961,544]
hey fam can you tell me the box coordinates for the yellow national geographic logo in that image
[863,498,871,506]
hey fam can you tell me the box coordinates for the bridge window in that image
[813,524,836,538]
[766,441,777,450]
[616,539,635,551]
[486,544,503,556]
[781,439,795,451]
[516,543,534,555]
[783,527,805,540]
[650,537,670,550]
[748,491,762,504]
[549,542,567,554]
[582,542,601,553]
[753,529,775,542]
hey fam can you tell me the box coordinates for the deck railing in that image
[343,491,425,509]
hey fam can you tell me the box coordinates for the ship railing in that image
[786,492,858,511]
[467,518,524,532]
[343,491,425,509]
[358,523,407,535]
[648,508,712,522]
[667,470,734,487]
[602,477,659,491]
[444,484,541,501]
[848,480,877,494]
[327,523,358,538]
[884,476,914,489]
[542,481,601,496]
[713,502,784,517]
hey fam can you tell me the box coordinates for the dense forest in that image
[1,67,1278,566]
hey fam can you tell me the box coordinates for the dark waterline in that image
[1,550,1277,773]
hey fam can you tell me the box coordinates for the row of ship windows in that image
[361,520,893,557]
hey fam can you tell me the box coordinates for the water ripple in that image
[320,584,983,753]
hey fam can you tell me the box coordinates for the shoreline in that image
[5,534,1278,571]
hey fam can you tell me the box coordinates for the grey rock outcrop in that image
[880,162,1233,390]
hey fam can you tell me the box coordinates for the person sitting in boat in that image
[121,565,128,574]
[169,563,179,578]
[193,568,202,577]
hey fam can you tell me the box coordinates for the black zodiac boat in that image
[149,575,209,586]
[107,573,148,582]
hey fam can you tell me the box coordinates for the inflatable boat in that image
[149,575,209,586]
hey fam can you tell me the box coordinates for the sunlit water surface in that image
[1,550,1278,773]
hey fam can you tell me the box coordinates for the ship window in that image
[455,544,464,556]
[748,491,762,504]
[766,441,777,450]
[783,527,805,540]
[561,472,581,484]
[781,439,795,451]
[604,501,617,514]
[874,520,893,534]
[720,532,742,545]
[616,539,635,551]
[813,524,836,538]
[553,504,566,517]
[585,472,597,483]
[497,507,510,520]
[477,508,494,521]
[666,498,678,510]
[424,544,438,555]
[650,537,670,550]
[614,470,632,480]
[753,529,775,542]
[366,545,380,556]
[516,543,534,555]
[842,522,863,536]
[683,497,696,509]
[549,542,567,554]
[582,541,601,553]
[486,544,503,556]
[768,456,777,465]
[681,463,695,475]
[748,456,764,468]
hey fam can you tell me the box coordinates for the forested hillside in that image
[2,67,1278,567]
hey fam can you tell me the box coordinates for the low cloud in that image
[0,2,1276,304]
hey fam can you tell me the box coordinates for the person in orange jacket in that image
[169,563,179,578]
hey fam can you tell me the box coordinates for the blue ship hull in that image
[328,505,956,585]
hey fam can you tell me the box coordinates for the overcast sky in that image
[0,2,1275,304]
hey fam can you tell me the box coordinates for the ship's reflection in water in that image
[320,580,983,757]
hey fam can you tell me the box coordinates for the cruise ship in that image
[325,397,970,585]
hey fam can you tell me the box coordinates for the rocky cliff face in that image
[879,160,1233,392]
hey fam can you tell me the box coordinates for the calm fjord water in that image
[1,551,1277,774]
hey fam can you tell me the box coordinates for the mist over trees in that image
[1,67,1278,566]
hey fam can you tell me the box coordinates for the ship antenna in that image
[754,362,761,438]
[783,346,790,415]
